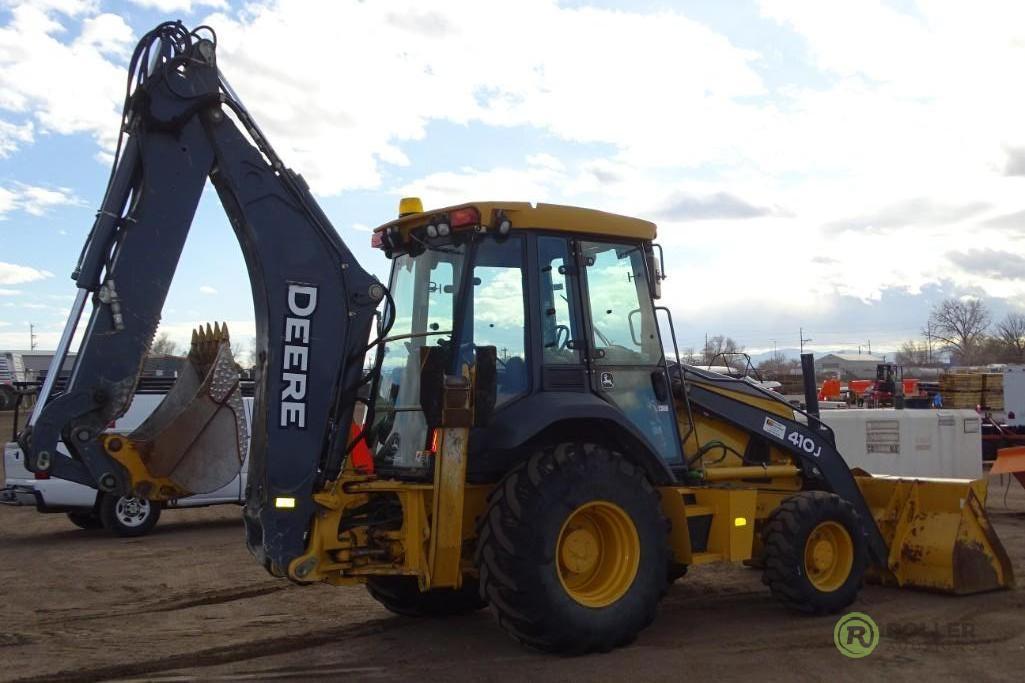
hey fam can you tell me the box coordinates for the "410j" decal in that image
[762,416,822,458]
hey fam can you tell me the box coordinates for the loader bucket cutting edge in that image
[111,323,248,500]
[856,475,1015,594]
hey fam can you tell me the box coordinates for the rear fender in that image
[471,392,676,485]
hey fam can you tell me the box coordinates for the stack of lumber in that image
[939,373,1004,409]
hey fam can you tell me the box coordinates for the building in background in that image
[815,353,886,379]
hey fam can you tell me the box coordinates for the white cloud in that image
[0,262,53,285]
[202,0,762,194]
[0,183,80,218]
[198,285,218,295]
[0,288,23,295]
[128,0,227,13]
[0,4,133,152]
[0,119,34,157]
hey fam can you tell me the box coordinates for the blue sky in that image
[3,0,1025,358]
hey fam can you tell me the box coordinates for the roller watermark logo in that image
[834,612,879,658]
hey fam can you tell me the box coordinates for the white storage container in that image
[818,408,981,479]
[1003,365,1025,427]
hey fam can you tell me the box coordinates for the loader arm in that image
[20,23,383,575]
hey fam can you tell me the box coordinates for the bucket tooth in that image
[123,322,248,497]
[858,475,1015,594]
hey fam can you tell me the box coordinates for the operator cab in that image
[367,199,682,483]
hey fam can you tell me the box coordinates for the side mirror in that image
[646,251,662,300]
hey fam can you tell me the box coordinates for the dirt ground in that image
[2,409,1024,682]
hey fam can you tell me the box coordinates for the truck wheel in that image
[67,511,103,530]
[476,442,668,654]
[366,576,487,617]
[98,494,161,537]
[761,491,867,615]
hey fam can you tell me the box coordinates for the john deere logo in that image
[834,612,879,658]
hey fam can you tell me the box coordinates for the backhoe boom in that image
[21,22,384,575]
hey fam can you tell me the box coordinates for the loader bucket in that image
[121,323,248,498]
[856,475,1015,594]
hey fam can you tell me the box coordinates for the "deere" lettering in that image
[280,283,318,428]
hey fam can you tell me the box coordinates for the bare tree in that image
[149,332,178,356]
[756,351,789,375]
[680,347,701,365]
[996,312,1025,362]
[895,339,929,366]
[702,335,744,365]
[927,298,990,364]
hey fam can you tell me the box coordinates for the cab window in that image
[581,240,661,365]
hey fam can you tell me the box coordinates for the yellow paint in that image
[373,201,657,244]
[426,426,470,590]
[803,521,854,592]
[856,475,1015,593]
[658,486,759,566]
[101,435,188,501]
[556,501,640,607]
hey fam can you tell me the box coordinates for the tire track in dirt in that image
[12,616,408,683]
[32,583,290,626]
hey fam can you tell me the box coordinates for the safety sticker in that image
[762,416,786,440]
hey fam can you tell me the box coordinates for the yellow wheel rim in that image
[556,501,640,608]
[804,521,854,592]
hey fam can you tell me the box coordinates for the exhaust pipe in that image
[800,353,820,418]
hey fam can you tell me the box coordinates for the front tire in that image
[366,576,487,617]
[476,442,668,654]
[67,511,103,530]
[761,491,867,614]
[98,494,161,537]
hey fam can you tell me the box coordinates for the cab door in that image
[578,239,682,467]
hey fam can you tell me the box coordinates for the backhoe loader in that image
[21,21,1014,654]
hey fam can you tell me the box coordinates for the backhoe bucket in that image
[856,475,1015,594]
[122,323,248,498]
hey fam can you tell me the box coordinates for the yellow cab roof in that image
[372,200,657,241]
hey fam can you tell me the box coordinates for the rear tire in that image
[67,511,103,530]
[761,491,867,615]
[476,442,668,654]
[98,494,161,537]
[366,576,487,617]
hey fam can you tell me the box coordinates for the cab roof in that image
[372,201,657,242]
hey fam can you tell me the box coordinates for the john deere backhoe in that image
[21,22,1014,654]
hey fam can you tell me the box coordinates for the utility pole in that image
[29,323,37,350]
[867,339,872,356]
[926,321,932,365]
[800,327,813,354]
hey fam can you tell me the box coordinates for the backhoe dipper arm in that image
[21,23,383,575]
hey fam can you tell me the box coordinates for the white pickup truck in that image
[1,394,252,536]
